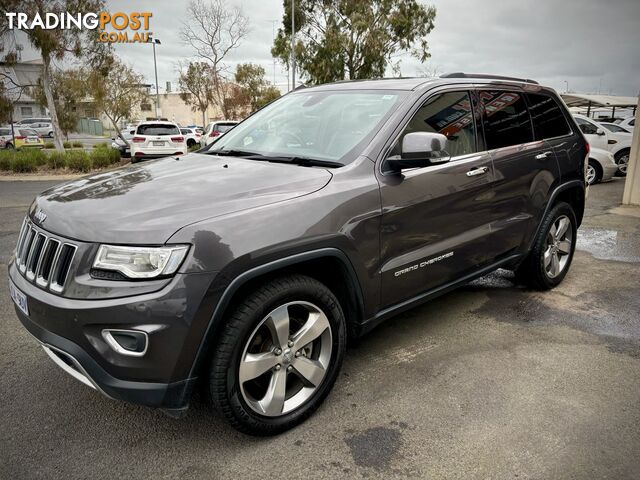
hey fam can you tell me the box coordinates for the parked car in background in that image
[586,147,618,185]
[180,128,202,148]
[111,132,134,158]
[130,121,186,162]
[0,126,15,149]
[13,128,45,149]
[617,117,635,131]
[16,118,51,126]
[574,114,630,176]
[30,121,54,138]
[200,121,238,147]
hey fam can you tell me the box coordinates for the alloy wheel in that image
[617,154,629,175]
[544,215,573,279]
[586,164,596,185]
[239,301,332,417]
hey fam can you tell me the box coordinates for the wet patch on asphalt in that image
[344,425,403,471]
[467,271,640,358]
[576,228,640,263]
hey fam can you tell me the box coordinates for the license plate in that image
[152,141,164,147]
[9,280,29,316]
[27,138,37,143]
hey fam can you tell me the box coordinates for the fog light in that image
[102,329,148,357]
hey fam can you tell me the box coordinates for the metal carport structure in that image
[561,93,638,119]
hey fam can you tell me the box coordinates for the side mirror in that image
[386,132,451,172]
[596,128,605,136]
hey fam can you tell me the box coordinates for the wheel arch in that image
[188,248,366,380]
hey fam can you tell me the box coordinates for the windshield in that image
[211,90,406,164]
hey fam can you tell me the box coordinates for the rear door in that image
[477,89,561,256]
[377,89,496,308]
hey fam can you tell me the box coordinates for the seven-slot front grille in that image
[15,218,77,293]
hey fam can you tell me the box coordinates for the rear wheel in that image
[614,149,629,177]
[209,275,346,435]
[515,202,577,290]
[586,160,602,185]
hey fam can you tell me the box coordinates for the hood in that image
[31,153,332,243]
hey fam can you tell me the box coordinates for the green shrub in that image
[90,148,111,168]
[0,150,15,170]
[93,142,109,149]
[63,141,71,149]
[72,141,83,148]
[65,150,92,172]
[17,148,47,166]
[10,155,38,173]
[47,151,67,170]
[109,148,121,164]
[188,143,200,152]
[43,142,55,149]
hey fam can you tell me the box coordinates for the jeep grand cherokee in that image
[9,73,588,435]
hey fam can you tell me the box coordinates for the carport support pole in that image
[612,106,616,120]
[622,95,640,205]
[587,101,591,117]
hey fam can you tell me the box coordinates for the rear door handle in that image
[466,166,488,177]
[535,151,553,160]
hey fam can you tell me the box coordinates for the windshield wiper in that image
[208,148,264,158]
[260,156,343,168]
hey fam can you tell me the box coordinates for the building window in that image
[20,106,33,117]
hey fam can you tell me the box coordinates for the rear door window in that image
[137,124,180,136]
[526,93,571,139]
[479,91,533,149]
[20,128,37,136]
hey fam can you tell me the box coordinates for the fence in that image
[75,118,104,136]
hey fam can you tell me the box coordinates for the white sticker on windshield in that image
[382,95,394,100]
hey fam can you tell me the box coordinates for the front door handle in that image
[466,166,488,177]
[535,151,553,160]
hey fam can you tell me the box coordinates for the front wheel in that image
[614,149,629,177]
[515,202,577,290]
[209,275,346,435]
[586,160,602,185]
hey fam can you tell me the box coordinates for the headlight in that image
[93,245,189,279]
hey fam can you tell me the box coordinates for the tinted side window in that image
[575,118,598,135]
[526,93,571,139]
[479,91,533,149]
[391,91,477,158]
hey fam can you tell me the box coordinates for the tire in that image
[614,148,629,177]
[515,202,577,290]
[6,142,14,150]
[209,274,346,436]
[48,131,53,138]
[187,139,196,148]
[586,160,602,185]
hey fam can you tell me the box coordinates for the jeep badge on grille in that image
[34,209,47,224]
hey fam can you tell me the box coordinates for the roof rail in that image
[440,72,539,85]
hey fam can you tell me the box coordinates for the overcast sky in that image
[16,0,640,96]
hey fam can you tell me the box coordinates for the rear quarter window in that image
[137,124,180,136]
[526,93,571,139]
[215,124,235,133]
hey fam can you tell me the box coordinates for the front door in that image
[377,90,496,309]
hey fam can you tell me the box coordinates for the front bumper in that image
[601,161,619,182]
[9,260,216,410]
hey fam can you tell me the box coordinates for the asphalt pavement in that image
[1,178,639,479]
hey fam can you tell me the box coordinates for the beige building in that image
[137,91,225,127]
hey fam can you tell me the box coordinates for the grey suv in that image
[9,74,587,435]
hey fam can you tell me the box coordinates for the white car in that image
[130,121,186,162]
[179,127,202,149]
[618,117,635,131]
[200,121,238,147]
[600,122,632,134]
[586,147,618,185]
[574,114,631,176]
[30,121,53,138]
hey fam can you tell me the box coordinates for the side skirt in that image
[357,253,522,336]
